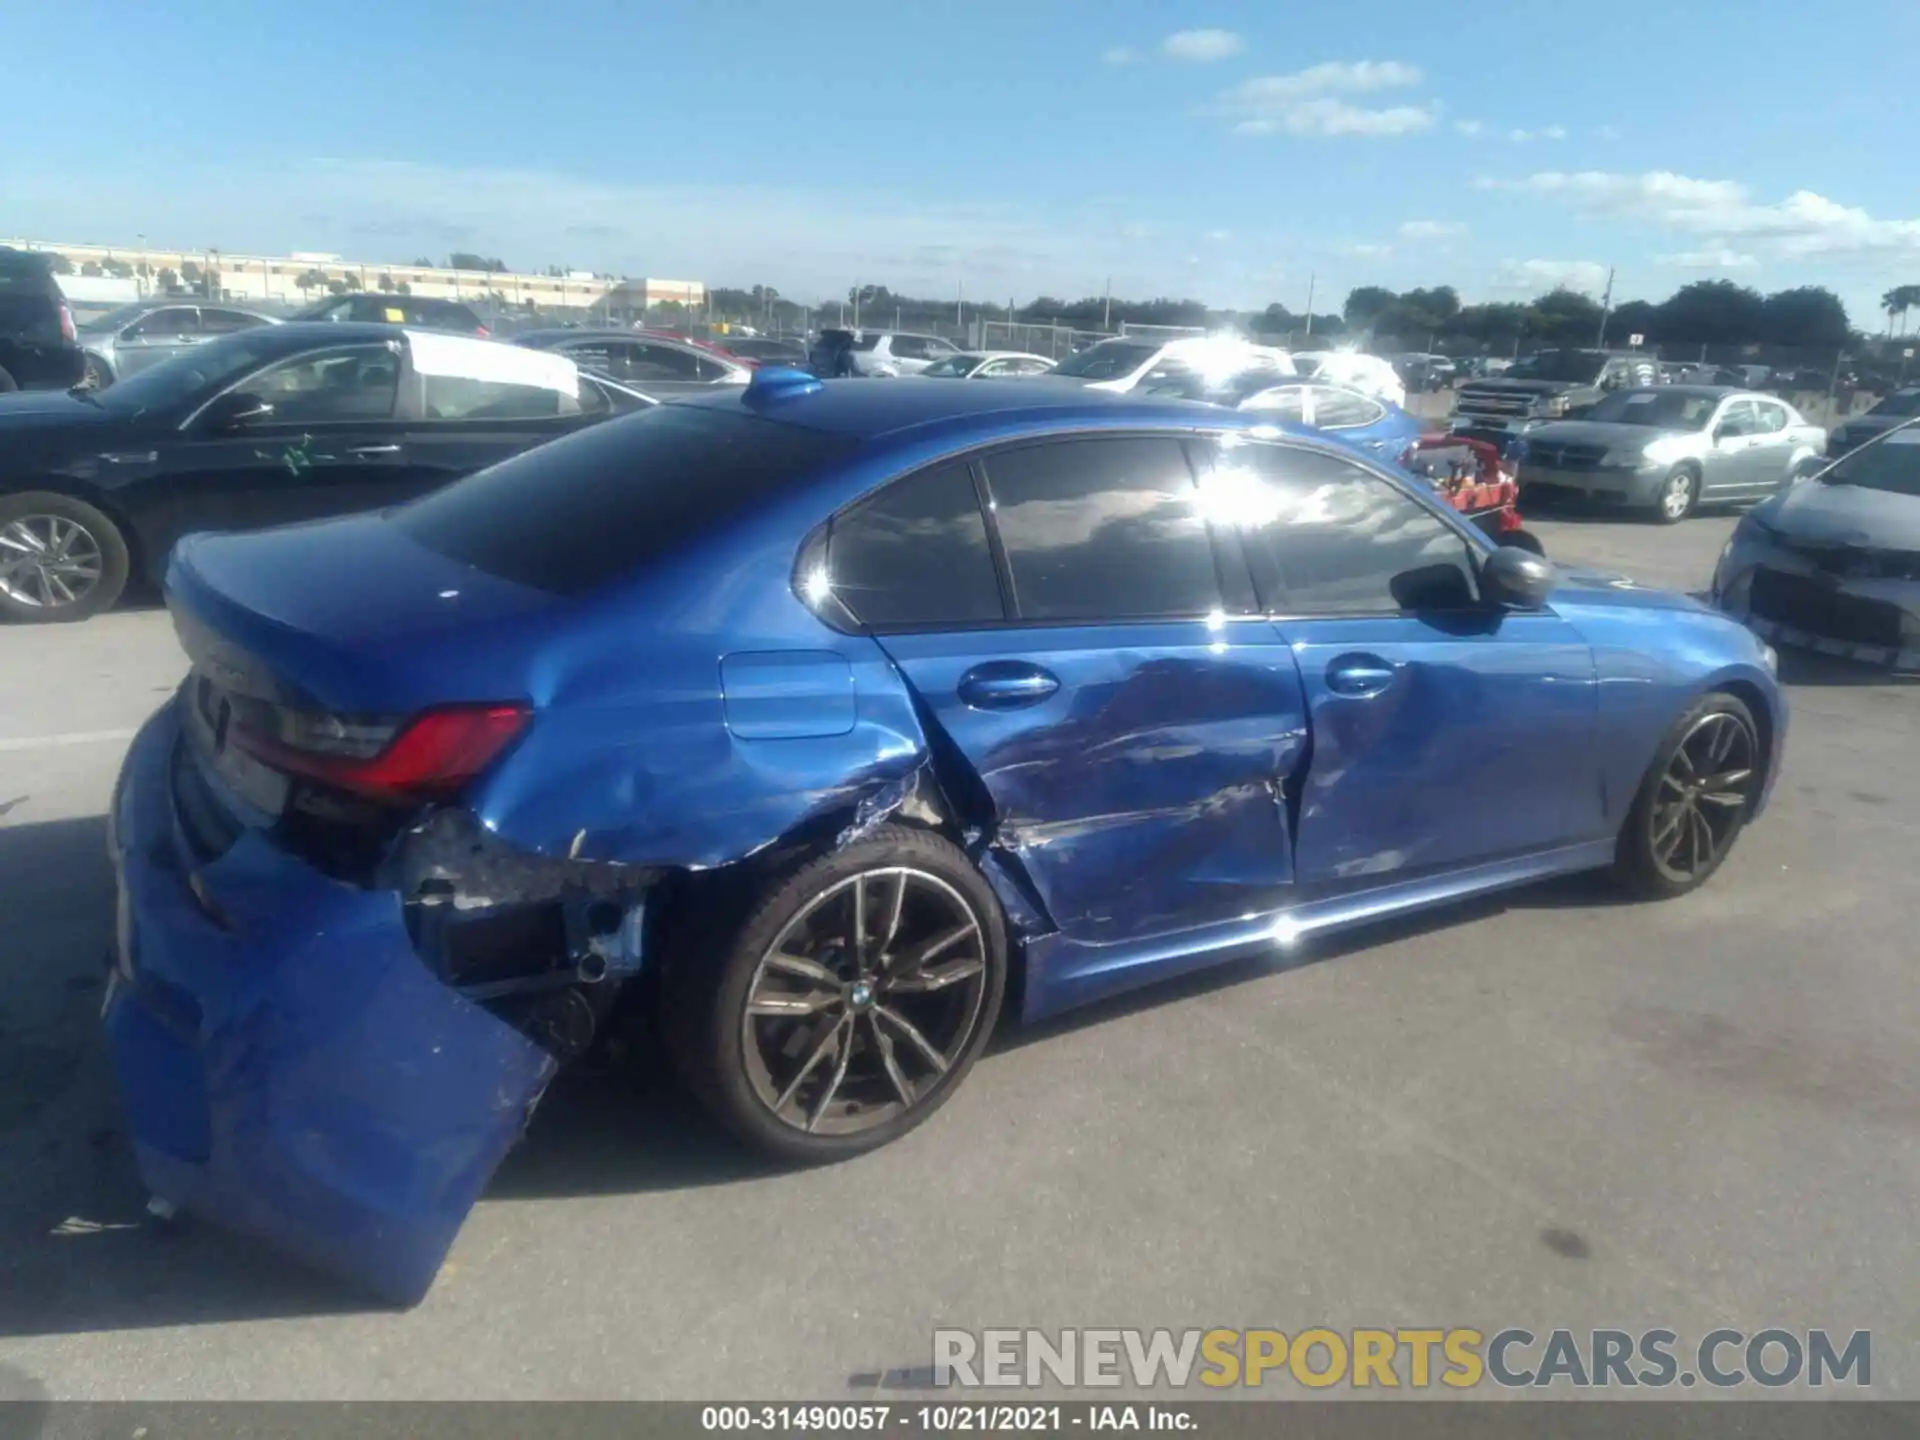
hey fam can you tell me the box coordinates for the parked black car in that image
[511,328,751,396]
[0,247,85,393]
[0,322,638,622]
[291,292,491,336]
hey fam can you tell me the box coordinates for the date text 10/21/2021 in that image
[701,1406,1195,1432]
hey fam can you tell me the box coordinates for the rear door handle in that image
[958,662,1060,710]
[346,444,403,457]
[1326,653,1402,697]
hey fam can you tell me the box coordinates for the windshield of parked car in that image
[1821,426,1920,496]
[1867,390,1920,417]
[1584,389,1719,428]
[392,405,858,595]
[1505,350,1607,383]
[89,330,291,412]
[919,354,980,377]
[1050,338,1160,379]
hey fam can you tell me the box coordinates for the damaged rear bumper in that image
[103,705,562,1306]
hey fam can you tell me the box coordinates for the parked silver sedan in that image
[76,300,280,388]
[1713,421,1920,669]
[510,328,751,397]
[912,350,1056,379]
[1514,385,1826,522]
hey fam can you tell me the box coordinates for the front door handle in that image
[1326,653,1401,697]
[346,444,403,457]
[958,661,1060,710]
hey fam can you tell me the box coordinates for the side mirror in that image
[201,391,274,431]
[1482,544,1555,610]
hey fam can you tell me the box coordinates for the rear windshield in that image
[391,405,856,596]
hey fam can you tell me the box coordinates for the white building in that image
[1,238,705,318]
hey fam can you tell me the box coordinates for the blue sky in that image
[5,0,1916,321]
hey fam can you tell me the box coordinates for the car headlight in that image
[1760,643,1778,675]
[1539,395,1570,417]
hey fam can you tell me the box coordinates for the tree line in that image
[700,277,1881,355]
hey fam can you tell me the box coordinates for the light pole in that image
[136,233,147,297]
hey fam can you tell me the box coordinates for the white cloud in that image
[1540,124,1568,140]
[1454,119,1487,137]
[1491,259,1611,295]
[1594,124,1622,141]
[1482,169,1920,261]
[1215,61,1435,138]
[1102,45,1138,65]
[1205,229,1233,242]
[1399,219,1467,240]
[1657,248,1761,269]
[1345,242,1394,259]
[1508,128,1533,142]
[1162,28,1244,62]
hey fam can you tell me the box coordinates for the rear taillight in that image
[58,302,76,343]
[233,703,529,802]
[475,326,491,339]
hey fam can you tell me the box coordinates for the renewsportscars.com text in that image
[932,1327,1871,1390]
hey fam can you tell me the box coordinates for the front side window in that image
[825,463,1003,629]
[127,307,199,339]
[245,344,400,423]
[1716,400,1760,438]
[1212,440,1479,615]
[888,336,929,361]
[980,437,1220,622]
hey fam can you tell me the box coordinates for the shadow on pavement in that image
[1777,649,1920,688]
[0,806,1663,1334]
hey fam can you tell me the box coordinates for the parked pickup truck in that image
[1451,348,1659,446]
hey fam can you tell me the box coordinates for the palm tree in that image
[1882,285,1920,337]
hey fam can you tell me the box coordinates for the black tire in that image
[1652,465,1700,524]
[0,490,131,623]
[662,825,1008,1163]
[80,353,113,390]
[0,367,16,394]
[1611,691,1761,899]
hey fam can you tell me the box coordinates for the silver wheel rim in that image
[740,866,990,1137]
[0,515,105,609]
[1662,472,1694,519]
[1649,710,1756,881]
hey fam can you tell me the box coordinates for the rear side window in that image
[1214,440,1478,615]
[393,407,855,597]
[422,373,579,420]
[980,437,1220,622]
[827,463,1003,629]
[1311,388,1386,429]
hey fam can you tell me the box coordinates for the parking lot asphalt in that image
[2,511,1917,1401]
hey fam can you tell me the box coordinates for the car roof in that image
[677,374,1267,439]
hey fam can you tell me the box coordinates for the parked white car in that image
[851,331,964,377]
[1048,335,1296,394]
[1289,349,1407,408]
[913,350,1056,379]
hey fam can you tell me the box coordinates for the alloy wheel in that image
[0,515,105,610]
[739,867,991,1137]
[1660,471,1696,521]
[1648,710,1757,881]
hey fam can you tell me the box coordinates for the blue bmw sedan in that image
[106,369,1785,1303]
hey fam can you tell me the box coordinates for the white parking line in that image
[0,728,139,754]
